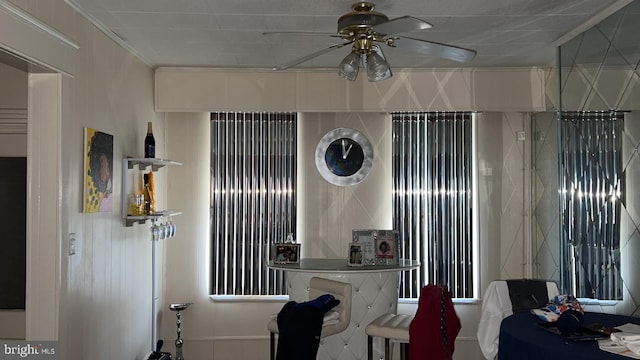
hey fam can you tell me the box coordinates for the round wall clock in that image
[315,128,374,186]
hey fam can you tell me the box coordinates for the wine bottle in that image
[143,173,151,214]
[143,173,156,214]
[147,171,156,213]
[144,121,156,158]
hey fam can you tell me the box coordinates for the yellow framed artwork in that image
[84,128,114,213]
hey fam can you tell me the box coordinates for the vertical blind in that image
[210,112,297,295]
[392,112,474,299]
[558,111,623,300]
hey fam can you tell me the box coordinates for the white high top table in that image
[268,258,419,360]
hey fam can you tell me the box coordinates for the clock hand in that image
[341,139,347,158]
[344,143,353,159]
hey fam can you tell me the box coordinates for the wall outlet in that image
[69,233,77,255]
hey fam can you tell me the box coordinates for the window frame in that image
[392,112,478,299]
[209,112,297,296]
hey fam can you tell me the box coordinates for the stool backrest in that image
[309,277,352,333]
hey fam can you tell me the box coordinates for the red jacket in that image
[409,285,461,360]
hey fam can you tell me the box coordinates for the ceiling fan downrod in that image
[337,2,389,35]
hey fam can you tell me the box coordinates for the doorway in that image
[0,60,28,339]
[0,48,62,341]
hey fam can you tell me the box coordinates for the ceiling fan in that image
[263,2,477,82]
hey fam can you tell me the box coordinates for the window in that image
[392,112,475,299]
[210,112,296,296]
[558,111,623,300]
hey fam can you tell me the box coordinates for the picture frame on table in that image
[272,244,300,264]
[348,243,364,266]
[352,229,399,265]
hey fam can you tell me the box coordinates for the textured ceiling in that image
[65,0,631,70]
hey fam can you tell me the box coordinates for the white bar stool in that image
[366,313,413,360]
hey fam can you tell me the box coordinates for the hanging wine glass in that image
[163,218,172,239]
[171,219,177,237]
[151,223,159,241]
[166,218,174,238]
[158,219,166,240]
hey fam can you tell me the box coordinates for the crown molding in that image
[0,0,79,50]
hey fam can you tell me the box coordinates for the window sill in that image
[398,297,481,305]
[209,294,288,302]
[577,298,619,307]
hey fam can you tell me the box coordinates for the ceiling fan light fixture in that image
[267,2,476,76]
[365,46,392,82]
[338,51,361,81]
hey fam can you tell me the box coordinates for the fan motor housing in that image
[337,2,389,35]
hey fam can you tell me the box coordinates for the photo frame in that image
[348,243,364,266]
[375,237,394,259]
[83,128,114,213]
[352,229,399,265]
[272,244,300,264]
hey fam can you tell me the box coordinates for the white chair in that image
[477,279,560,359]
[268,277,352,360]
[365,313,412,360]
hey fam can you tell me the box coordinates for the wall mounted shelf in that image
[121,157,182,227]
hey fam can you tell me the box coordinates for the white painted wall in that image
[0,61,27,108]
[297,112,393,258]
[0,1,166,359]
[56,36,164,360]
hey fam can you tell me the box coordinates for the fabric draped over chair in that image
[267,277,352,360]
[409,284,461,360]
[366,284,461,360]
[477,279,560,359]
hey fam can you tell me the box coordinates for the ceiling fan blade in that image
[392,36,476,63]
[274,42,353,70]
[263,31,341,37]
[373,16,432,36]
